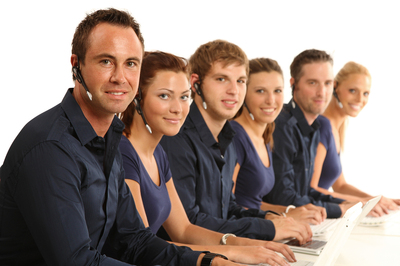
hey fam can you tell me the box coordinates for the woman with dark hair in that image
[119,51,296,266]
[311,61,400,216]
[231,58,326,224]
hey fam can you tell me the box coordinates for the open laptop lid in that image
[355,195,382,225]
[313,202,362,266]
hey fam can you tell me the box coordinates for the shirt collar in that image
[188,103,236,151]
[61,88,124,146]
[289,98,320,136]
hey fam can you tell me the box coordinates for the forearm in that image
[260,202,286,213]
[333,183,371,199]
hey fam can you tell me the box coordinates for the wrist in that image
[285,205,296,213]
[200,252,228,266]
[220,233,236,245]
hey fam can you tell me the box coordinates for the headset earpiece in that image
[193,81,207,110]
[72,59,92,101]
[134,88,152,134]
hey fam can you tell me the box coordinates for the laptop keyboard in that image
[310,218,340,236]
[359,209,400,226]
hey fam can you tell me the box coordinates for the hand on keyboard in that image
[286,204,327,225]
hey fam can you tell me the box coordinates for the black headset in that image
[333,87,343,108]
[72,58,92,101]
[194,80,207,110]
[133,87,152,134]
[243,102,254,120]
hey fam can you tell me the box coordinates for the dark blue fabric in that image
[160,103,276,240]
[316,116,342,190]
[265,99,344,218]
[231,121,275,209]
[120,136,172,234]
[0,89,200,266]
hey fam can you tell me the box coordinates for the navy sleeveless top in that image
[317,116,342,189]
[231,121,275,209]
[120,135,172,234]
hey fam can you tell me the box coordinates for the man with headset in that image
[160,40,312,245]
[264,49,354,218]
[0,8,231,266]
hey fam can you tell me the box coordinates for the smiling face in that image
[74,22,143,119]
[246,71,284,124]
[293,62,334,124]
[335,73,371,117]
[196,61,247,123]
[141,71,190,137]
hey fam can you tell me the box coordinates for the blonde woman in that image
[311,61,400,216]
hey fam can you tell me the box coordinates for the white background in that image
[1,1,399,198]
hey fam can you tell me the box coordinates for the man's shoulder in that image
[316,115,332,129]
[275,104,297,128]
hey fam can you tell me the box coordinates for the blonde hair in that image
[335,61,371,150]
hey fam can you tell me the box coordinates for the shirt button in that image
[221,155,224,159]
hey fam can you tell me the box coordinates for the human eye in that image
[237,79,246,84]
[101,59,111,65]
[256,89,265,93]
[275,88,283,93]
[349,89,356,93]
[159,93,169,100]
[181,94,190,101]
[127,60,138,68]
[364,92,370,97]
[217,77,225,82]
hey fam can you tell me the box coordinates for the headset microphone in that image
[333,88,343,108]
[194,82,207,110]
[72,62,93,101]
[291,84,296,108]
[243,102,254,120]
[134,87,152,134]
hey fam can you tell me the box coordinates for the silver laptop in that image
[283,196,381,255]
[242,202,363,266]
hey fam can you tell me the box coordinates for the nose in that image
[227,81,240,95]
[170,98,182,114]
[110,65,127,84]
[264,91,274,105]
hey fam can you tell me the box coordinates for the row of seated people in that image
[1,8,398,265]
[118,42,400,261]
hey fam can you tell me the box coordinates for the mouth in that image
[107,91,126,96]
[222,100,237,108]
[261,107,275,113]
[164,118,180,124]
[349,104,361,111]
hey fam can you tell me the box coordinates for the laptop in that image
[283,196,381,255]
[242,202,363,266]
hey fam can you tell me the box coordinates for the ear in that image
[71,54,79,68]
[190,73,200,93]
[290,77,295,88]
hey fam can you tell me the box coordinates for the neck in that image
[73,86,113,137]
[195,99,226,141]
[323,99,347,129]
[234,110,267,139]
[127,115,161,157]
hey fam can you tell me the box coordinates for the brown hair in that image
[120,51,188,138]
[72,8,144,72]
[335,61,371,150]
[290,49,333,94]
[235,58,283,149]
[189,39,249,98]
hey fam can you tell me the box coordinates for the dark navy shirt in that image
[231,121,275,209]
[160,103,276,240]
[120,136,172,234]
[265,99,344,218]
[0,89,200,266]
[316,115,342,189]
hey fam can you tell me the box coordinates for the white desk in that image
[293,216,400,265]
